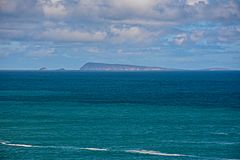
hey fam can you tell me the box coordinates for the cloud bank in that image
[0,0,240,69]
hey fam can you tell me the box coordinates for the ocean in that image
[0,71,240,160]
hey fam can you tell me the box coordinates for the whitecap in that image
[6,143,33,147]
[0,141,36,148]
[1,141,107,151]
[80,147,108,151]
[126,150,186,157]
[0,141,7,145]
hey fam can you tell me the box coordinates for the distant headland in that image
[34,63,238,71]
[80,62,178,71]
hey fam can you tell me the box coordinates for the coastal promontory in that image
[80,62,173,71]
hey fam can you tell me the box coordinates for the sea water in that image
[0,71,240,160]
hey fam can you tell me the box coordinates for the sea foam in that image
[126,150,186,157]
[80,147,108,151]
[1,141,34,148]
[0,141,108,151]
[1,141,192,157]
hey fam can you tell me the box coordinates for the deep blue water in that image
[0,71,240,160]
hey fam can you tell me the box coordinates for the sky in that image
[0,0,240,70]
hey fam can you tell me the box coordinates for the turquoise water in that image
[0,71,240,160]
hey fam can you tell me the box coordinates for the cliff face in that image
[80,62,169,71]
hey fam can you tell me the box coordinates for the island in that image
[80,62,176,71]
[202,68,232,71]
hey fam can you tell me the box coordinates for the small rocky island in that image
[80,62,174,71]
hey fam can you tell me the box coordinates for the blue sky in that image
[0,0,240,69]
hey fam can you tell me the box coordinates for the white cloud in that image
[111,0,157,10]
[38,0,67,18]
[0,42,56,58]
[174,33,187,45]
[217,26,240,42]
[190,31,204,42]
[73,0,240,23]
[186,0,208,6]
[1,0,239,22]
[41,28,107,42]
[110,0,159,16]
[0,0,240,46]
[172,31,204,45]
[85,47,103,53]
[76,0,158,16]
[110,26,153,42]
[211,0,240,19]
[0,41,27,57]
[27,48,55,57]
[112,19,178,27]
[0,0,41,17]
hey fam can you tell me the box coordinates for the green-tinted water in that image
[0,71,240,160]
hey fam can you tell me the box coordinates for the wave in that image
[80,148,108,151]
[0,141,8,146]
[125,150,186,157]
[1,141,35,148]
[5,143,33,148]
[0,141,107,151]
[1,140,193,158]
